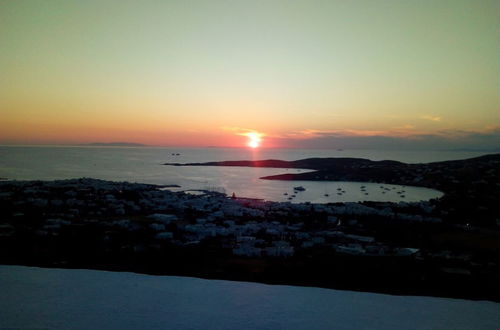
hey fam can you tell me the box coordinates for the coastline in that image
[166,153,500,227]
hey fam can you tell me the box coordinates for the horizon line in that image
[0,143,499,153]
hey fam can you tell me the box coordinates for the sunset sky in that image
[1,1,499,149]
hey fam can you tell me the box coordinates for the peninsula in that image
[165,153,500,228]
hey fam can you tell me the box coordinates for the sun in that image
[246,132,262,148]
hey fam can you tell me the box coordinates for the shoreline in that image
[166,153,500,227]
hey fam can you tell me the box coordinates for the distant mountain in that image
[84,142,147,147]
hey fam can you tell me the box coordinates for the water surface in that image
[1,146,481,202]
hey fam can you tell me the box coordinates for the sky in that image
[1,0,499,149]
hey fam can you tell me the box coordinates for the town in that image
[1,177,499,301]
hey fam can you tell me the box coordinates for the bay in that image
[0,146,487,203]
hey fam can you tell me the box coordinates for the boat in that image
[293,186,306,191]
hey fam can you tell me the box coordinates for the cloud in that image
[221,126,265,136]
[283,129,396,139]
[269,128,500,151]
[420,115,442,122]
[394,124,416,130]
[218,126,500,150]
[280,126,424,140]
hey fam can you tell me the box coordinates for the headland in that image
[166,153,500,227]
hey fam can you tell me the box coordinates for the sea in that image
[0,146,491,203]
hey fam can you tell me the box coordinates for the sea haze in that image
[1,146,487,203]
